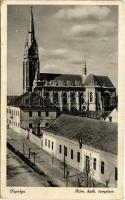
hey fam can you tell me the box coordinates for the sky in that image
[7,5,118,95]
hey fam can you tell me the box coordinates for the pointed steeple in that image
[82,56,87,83]
[28,6,35,46]
[23,7,40,93]
[82,56,87,76]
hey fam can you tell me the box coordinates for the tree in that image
[105,172,111,187]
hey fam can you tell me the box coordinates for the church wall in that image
[85,87,96,111]
[36,87,87,112]
[35,85,116,112]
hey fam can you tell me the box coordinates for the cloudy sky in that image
[7,5,118,95]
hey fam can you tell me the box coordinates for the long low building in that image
[43,114,118,187]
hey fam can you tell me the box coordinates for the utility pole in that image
[86,171,89,187]
[27,128,30,140]
[52,152,54,164]
[90,173,91,187]
[33,152,36,164]
[28,148,31,159]
[86,156,90,187]
[66,169,70,187]
[64,145,66,178]
[23,141,25,155]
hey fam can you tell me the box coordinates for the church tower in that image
[23,7,40,93]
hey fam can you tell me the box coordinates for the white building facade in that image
[42,114,118,187]
[43,131,117,187]
[7,92,57,134]
[7,106,21,132]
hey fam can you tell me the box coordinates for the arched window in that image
[62,92,67,106]
[44,92,49,99]
[90,92,93,103]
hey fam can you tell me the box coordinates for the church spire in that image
[23,7,40,93]
[82,56,87,83]
[28,6,35,46]
[82,56,87,76]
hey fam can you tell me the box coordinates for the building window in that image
[115,167,118,181]
[109,116,112,122]
[46,111,49,117]
[38,111,41,117]
[71,149,73,160]
[77,152,80,162]
[29,123,32,128]
[45,123,48,127]
[48,140,50,148]
[45,139,47,146]
[93,158,96,170]
[52,141,54,150]
[101,161,104,174]
[86,156,90,172]
[59,145,62,154]
[64,146,67,156]
[90,92,93,103]
[29,111,32,117]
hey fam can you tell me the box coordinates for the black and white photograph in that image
[1,0,124,199]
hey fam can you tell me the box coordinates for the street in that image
[7,128,104,187]
[7,149,52,187]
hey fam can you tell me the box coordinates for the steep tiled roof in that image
[39,73,115,88]
[39,73,82,82]
[46,114,118,155]
[83,74,115,87]
[7,92,56,110]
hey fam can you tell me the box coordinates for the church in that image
[23,8,116,112]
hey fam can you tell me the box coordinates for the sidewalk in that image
[7,128,104,187]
